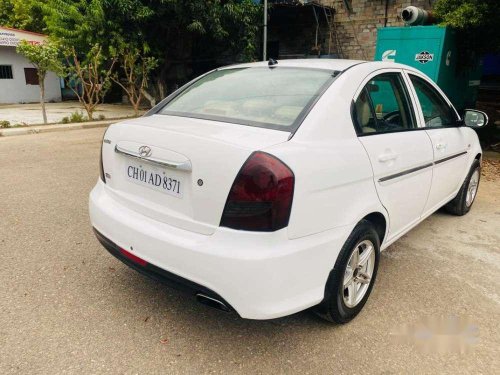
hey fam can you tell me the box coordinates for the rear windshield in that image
[158,67,335,131]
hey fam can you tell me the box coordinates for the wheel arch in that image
[361,212,387,246]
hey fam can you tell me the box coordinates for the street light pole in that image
[263,0,267,61]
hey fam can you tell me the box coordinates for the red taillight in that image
[220,152,294,232]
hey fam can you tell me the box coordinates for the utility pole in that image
[263,0,267,61]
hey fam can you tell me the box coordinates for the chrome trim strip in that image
[378,151,468,182]
[114,145,192,171]
[379,163,433,182]
[434,151,468,165]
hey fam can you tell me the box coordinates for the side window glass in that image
[409,75,457,128]
[354,73,415,135]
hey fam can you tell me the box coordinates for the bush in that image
[98,114,106,121]
[69,111,86,123]
[61,111,86,124]
[0,120,11,128]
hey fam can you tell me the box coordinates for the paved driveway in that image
[0,128,499,374]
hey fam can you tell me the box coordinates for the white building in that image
[0,26,61,104]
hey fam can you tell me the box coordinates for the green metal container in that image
[375,25,482,111]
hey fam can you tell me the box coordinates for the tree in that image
[16,40,64,124]
[66,45,116,120]
[16,0,261,107]
[112,48,158,115]
[136,0,261,84]
[0,0,45,32]
[41,0,260,88]
[42,0,124,57]
[434,0,500,53]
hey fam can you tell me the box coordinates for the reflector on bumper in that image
[119,248,148,267]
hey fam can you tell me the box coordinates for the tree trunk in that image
[157,81,166,101]
[40,76,47,124]
[141,88,156,108]
[86,107,94,121]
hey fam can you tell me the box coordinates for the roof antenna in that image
[268,58,278,67]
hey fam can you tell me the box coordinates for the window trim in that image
[0,64,14,79]
[351,70,418,137]
[404,71,461,129]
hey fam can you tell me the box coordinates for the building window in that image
[0,65,13,79]
[24,68,39,85]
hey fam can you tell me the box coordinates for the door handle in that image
[436,143,447,150]
[378,152,398,162]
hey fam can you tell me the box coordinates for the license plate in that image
[125,161,183,198]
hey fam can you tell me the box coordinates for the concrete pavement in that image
[0,101,139,125]
[0,128,499,374]
[0,119,112,137]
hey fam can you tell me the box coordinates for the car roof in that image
[221,59,365,72]
[222,59,420,74]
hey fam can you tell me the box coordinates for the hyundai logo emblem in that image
[138,145,152,157]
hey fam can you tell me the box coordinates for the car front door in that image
[354,70,434,243]
[406,72,469,215]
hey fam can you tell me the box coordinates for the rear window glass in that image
[158,67,335,131]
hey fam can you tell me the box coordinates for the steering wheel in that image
[382,111,401,125]
[376,111,402,131]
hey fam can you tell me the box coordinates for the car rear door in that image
[405,72,469,215]
[354,69,434,242]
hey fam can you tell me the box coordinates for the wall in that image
[0,46,61,104]
[320,0,435,60]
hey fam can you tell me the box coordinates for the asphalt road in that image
[1,128,499,374]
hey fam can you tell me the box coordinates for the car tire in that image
[445,160,481,216]
[314,220,380,324]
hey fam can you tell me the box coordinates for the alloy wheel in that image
[342,240,376,308]
[466,169,479,208]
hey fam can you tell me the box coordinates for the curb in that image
[0,120,116,137]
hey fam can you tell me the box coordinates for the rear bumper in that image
[89,181,350,319]
[93,228,234,312]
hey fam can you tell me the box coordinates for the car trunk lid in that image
[101,114,290,235]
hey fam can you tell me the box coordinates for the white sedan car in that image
[90,59,487,323]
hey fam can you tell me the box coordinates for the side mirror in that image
[463,109,488,128]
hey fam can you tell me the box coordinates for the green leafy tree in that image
[434,0,500,53]
[43,0,260,85]
[42,0,112,54]
[112,48,158,115]
[0,0,45,32]
[118,0,260,100]
[16,40,64,124]
[11,0,260,106]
